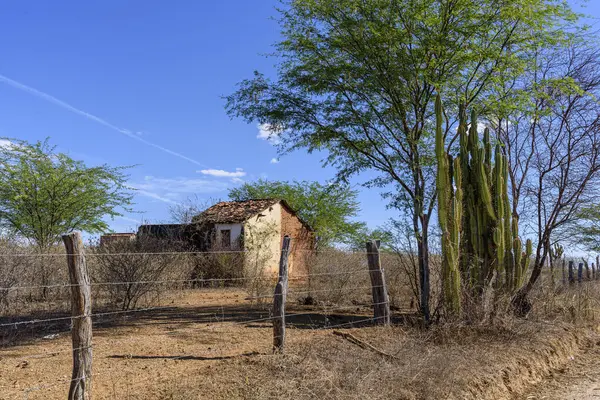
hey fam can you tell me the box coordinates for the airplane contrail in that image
[0,73,205,167]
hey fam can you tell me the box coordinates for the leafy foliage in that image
[574,206,600,253]
[0,139,133,249]
[228,179,365,247]
[226,0,578,322]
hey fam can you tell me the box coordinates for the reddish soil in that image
[0,289,375,400]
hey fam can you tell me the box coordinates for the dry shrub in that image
[382,252,434,311]
[296,249,423,311]
[90,236,193,310]
[528,275,600,324]
[0,241,70,317]
[189,247,244,284]
[188,243,271,302]
[297,250,370,305]
[0,243,27,311]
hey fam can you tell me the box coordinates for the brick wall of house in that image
[280,204,314,277]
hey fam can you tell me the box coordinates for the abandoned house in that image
[138,199,314,277]
[99,232,136,246]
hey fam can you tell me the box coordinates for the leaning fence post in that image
[273,236,291,353]
[568,261,575,285]
[585,261,591,281]
[63,232,92,400]
[366,240,391,326]
[578,263,583,284]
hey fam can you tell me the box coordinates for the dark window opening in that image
[220,229,231,248]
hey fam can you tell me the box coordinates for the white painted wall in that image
[243,202,282,275]
[215,223,243,248]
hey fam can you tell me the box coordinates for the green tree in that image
[226,0,576,322]
[228,179,365,247]
[0,139,133,250]
[571,206,600,253]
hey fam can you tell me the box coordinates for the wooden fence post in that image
[578,263,583,284]
[597,256,599,280]
[593,263,596,280]
[63,232,92,400]
[273,236,291,353]
[585,260,591,281]
[568,261,575,285]
[366,240,391,326]
[562,257,566,285]
[278,236,291,302]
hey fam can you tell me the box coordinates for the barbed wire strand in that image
[0,268,372,291]
[0,249,381,258]
[245,285,384,300]
[0,283,386,327]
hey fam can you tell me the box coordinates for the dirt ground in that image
[1,288,599,400]
[0,289,379,399]
[524,342,600,399]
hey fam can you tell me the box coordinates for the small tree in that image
[0,139,133,249]
[0,139,133,296]
[169,195,217,224]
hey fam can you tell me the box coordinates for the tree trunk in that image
[512,245,548,316]
[417,217,430,325]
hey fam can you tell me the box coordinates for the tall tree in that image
[226,0,576,322]
[0,139,133,249]
[494,42,600,312]
[228,179,365,247]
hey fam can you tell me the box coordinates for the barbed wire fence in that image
[0,233,398,399]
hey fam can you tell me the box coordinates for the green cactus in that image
[551,244,564,260]
[517,239,533,287]
[435,97,533,312]
[503,158,514,289]
[435,95,461,314]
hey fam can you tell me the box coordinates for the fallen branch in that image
[332,330,398,360]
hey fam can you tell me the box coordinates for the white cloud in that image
[270,158,279,164]
[257,123,282,144]
[117,216,142,224]
[135,189,179,205]
[129,175,231,204]
[199,168,246,178]
[0,73,205,166]
[0,139,13,148]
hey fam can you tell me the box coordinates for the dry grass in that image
[3,246,600,399]
[2,282,599,400]
[294,250,420,310]
[110,316,595,400]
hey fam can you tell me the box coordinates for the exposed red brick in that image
[280,203,315,276]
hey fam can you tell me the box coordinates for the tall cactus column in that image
[435,95,461,314]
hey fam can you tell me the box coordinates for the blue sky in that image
[0,1,598,235]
